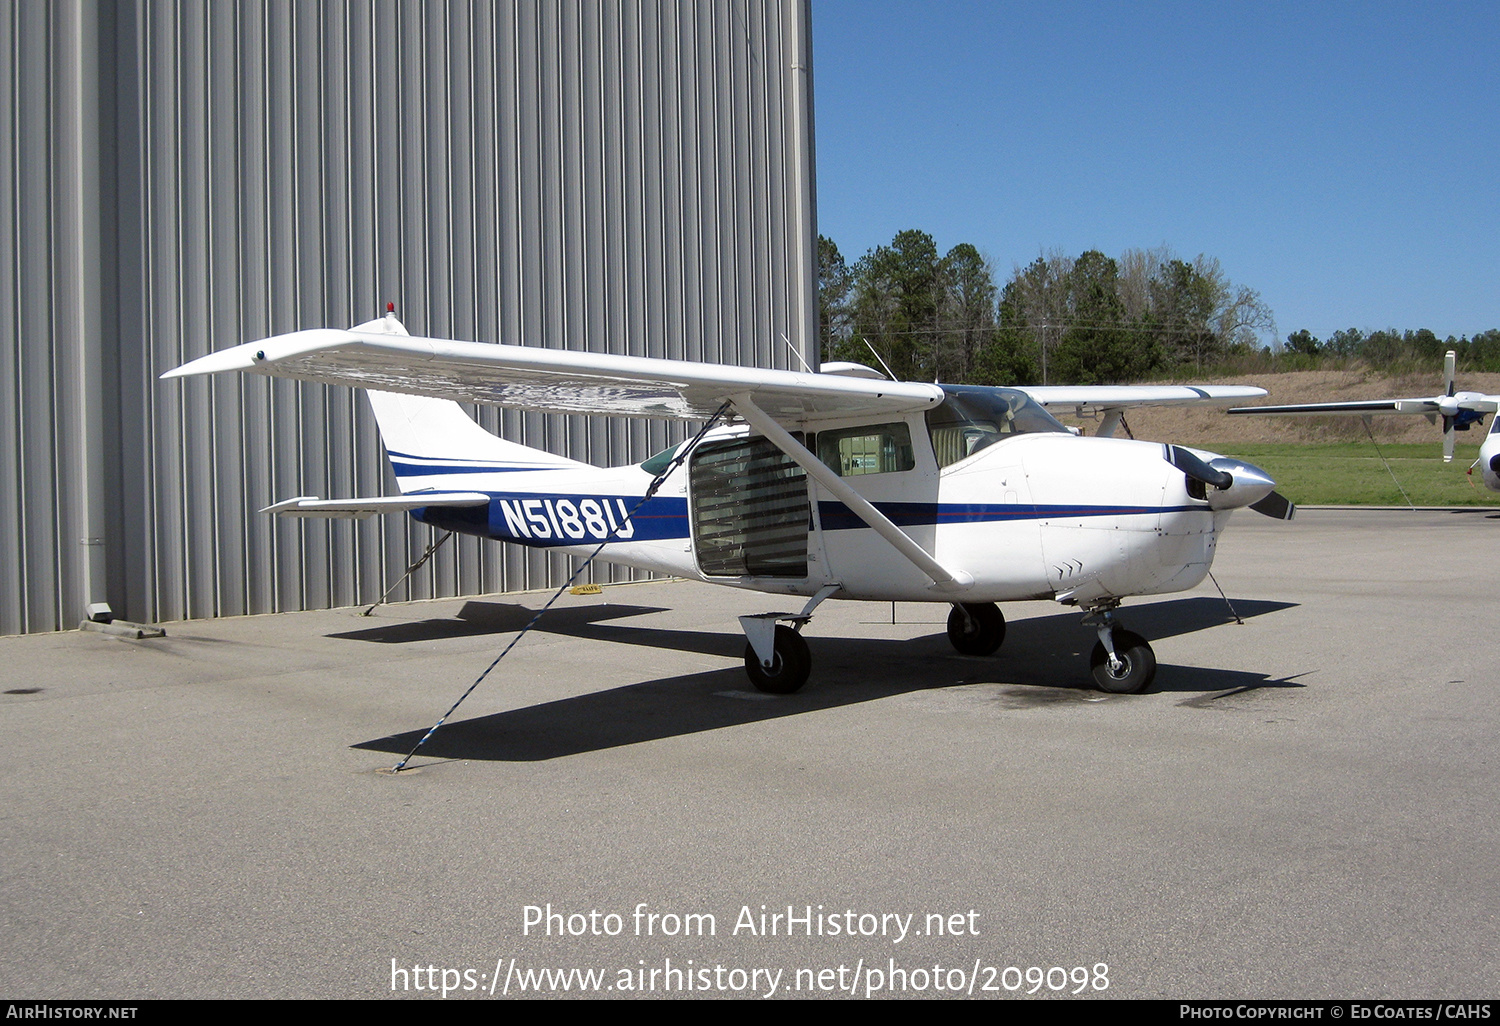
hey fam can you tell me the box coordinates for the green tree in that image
[1284,329,1321,355]
[1467,330,1500,370]
[851,229,942,382]
[817,235,853,364]
[841,234,1284,382]
[1407,328,1443,363]
[1326,327,1365,357]
[934,242,997,383]
[1362,329,1403,366]
[972,278,1041,384]
[1051,250,1160,382]
[1005,250,1073,384]
[1147,258,1218,368]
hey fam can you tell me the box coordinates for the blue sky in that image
[810,0,1499,343]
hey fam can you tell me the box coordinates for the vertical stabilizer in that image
[365,390,587,493]
[352,311,585,493]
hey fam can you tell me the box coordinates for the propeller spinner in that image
[1165,445,1294,519]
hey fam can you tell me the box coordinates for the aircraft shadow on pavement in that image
[327,601,670,644]
[353,595,1298,762]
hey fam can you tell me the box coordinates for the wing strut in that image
[729,393,973,593]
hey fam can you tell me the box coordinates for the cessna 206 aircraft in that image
[1228,350,1500,491]
[165,310,1292,695]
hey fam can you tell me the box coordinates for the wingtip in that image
[160,343,264,380]
[160,329,357,381]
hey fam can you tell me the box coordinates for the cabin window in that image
[814,423,915,477]
[926,386,1068,468]
[640,443,684,477]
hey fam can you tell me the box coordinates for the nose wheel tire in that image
[947,602,1006,656]
[1089,629,1156,694]
[744,625,811,694]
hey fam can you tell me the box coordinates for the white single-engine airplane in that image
[165,310,1290,695]
[1228,350,1500,491]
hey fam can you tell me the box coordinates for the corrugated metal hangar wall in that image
[0,0,818,636]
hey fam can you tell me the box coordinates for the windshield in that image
[926,386,1068,468]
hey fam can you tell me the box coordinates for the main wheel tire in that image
[744,625,811,694]
[946,602,1006,656]
[1090,629,1156,694]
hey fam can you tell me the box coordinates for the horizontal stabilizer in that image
[260,492,490,519]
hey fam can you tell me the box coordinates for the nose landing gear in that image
[1082,601,1157,694]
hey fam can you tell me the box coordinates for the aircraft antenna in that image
[391,402,734,773]
[862,338,897,381]
[781,331,812,373]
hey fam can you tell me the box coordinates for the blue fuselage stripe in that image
[816,501,1199,531]
[411,494,1201,547]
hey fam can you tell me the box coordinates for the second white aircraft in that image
[1229,350,1500,491]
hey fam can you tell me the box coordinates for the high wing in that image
[163,324,944,424]
[1019,384,1268,438]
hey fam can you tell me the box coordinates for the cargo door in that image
[688,435,809,578]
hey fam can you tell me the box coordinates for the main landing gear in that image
[738,585,838,695]
[946,602,1006,656]
[1082,601,1157,694]
[741,623,810,694]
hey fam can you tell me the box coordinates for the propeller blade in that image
[1166,445,1233,489]
[1445,350,1456,398]
[1250,491,1296,520]
[1443,416,1456,463]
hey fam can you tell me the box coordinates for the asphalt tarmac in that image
[2,508,1497,999]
